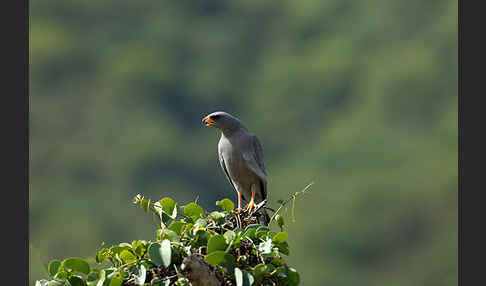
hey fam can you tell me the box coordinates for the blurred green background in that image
[29,0,457,285]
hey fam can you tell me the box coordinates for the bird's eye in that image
[212,115,221,120]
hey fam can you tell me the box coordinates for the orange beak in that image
[203,117,216,127]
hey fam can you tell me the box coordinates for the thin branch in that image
[269,182,314,224]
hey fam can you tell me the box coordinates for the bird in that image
[202,111,270,225]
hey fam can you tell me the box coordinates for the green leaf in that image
[245,271,255,286]
[161,239,172,267]
[275,241,290,256]
[68,276,87,286]
[271,257,284,267]
[204,250,227,266]
[216,198,235,212]
[235,268,254,286]
[183,203,204,221]
[160,197,177,218]
[119,267,129,279]
[256,226,270,239]
[221,253,237,272]
[133,264,146,285]
[275,266,288,278]
[193,228,208,243]
[62,257,90,275]
[96,248,110,263]
[160,213,172,225]
[148,242,164,266]
[119,250,137,264]
[110,245,131,255]
[154,199,174,224]
[104,271,117,286]
[132,240,147,257]
[235,268,243,286]
[268,231,277,239]
[153,201,164,218]
[148,241,171,267]
[242,224,260,239]
[209,211,225,223]
[223,230,236,245]
[175,277,189,286]
[272,232,288,244]
[54,271,68,280]
[157,228,180,242]
[118,242,132,248]
[194,218,208,228]
[288,267,300,286]
[86,271,100,286]
[252,264,268,284]
[207,235,227,254]
[109,275,123,286]
[165,229,180,242]
[160,278,171,286]
[140,198,150,212]
[131,240,142,249]
[192,218,209,236]
[253,263,268,276]
[167,221,185,235]
[48,260,61,277]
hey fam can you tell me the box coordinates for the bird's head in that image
[202,111,246,133]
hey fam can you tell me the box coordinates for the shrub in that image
[35,184,312,286]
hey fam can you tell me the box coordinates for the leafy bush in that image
[35,185,312,286]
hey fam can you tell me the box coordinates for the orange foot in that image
[247,199,256,214]
[247,190,257,213]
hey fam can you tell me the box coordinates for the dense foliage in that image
[30,0,457,285]
[35,193,308,286]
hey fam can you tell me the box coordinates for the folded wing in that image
[242,135,268,199]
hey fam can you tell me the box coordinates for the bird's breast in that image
[219,142,245,171]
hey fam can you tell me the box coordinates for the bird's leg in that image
[247,190,256,213]
[236,191,243,213]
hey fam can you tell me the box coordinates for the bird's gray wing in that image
[218,150,237,192]
[243,134,268,199]
[251,134,266,175]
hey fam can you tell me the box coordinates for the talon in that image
[247,201,256,213]
[247,190,256,213]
